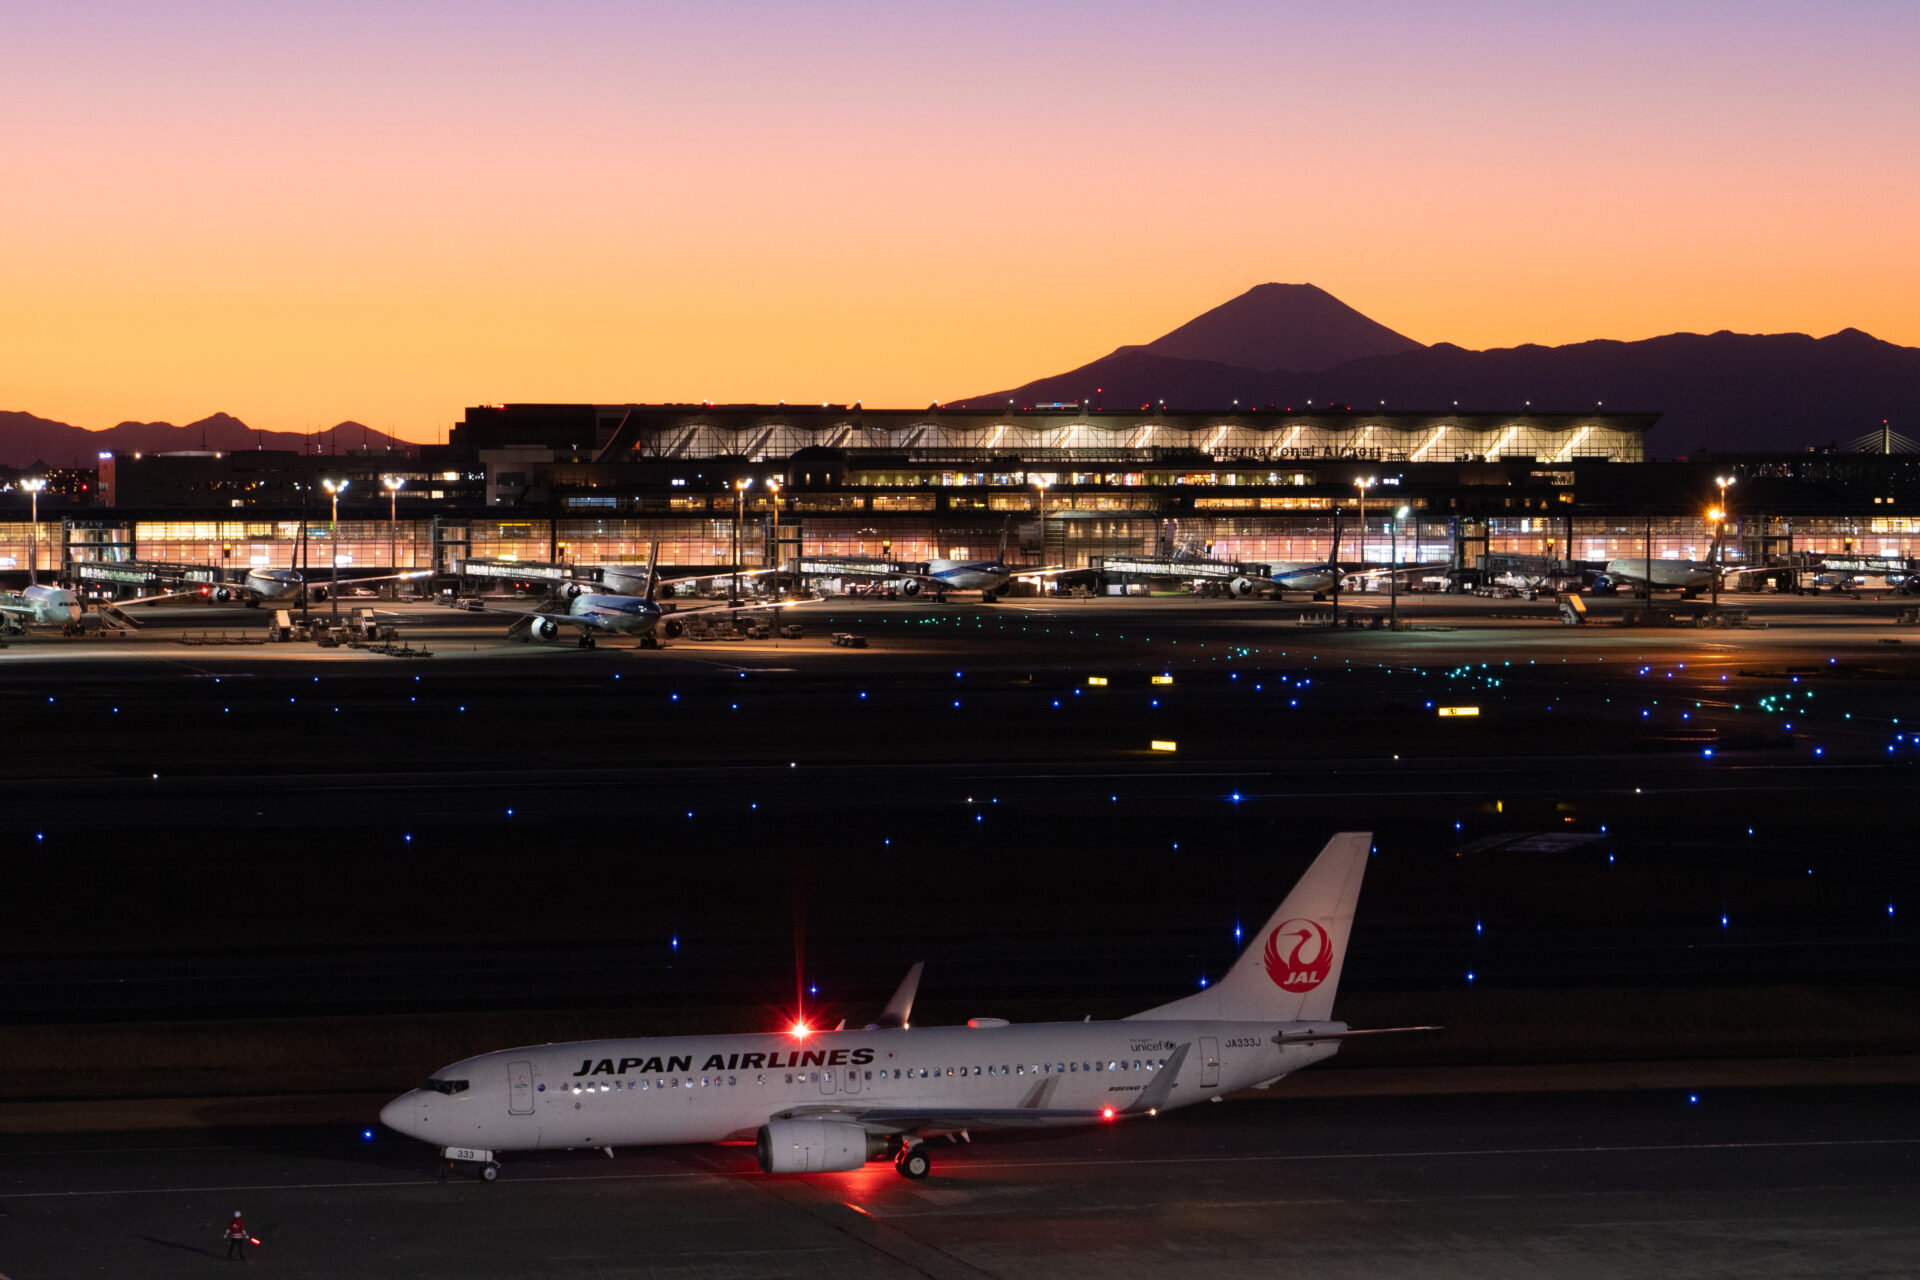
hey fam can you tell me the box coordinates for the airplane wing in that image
[1006,565,1077,578]
[0,600,37,617]
[1343,562,1451,581]
[770,1040,1194,1139]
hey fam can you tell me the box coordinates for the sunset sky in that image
[5,1,1916,442]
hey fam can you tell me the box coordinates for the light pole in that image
[322,478,347,622]
[731,478,752,605]
[21,478,45,586]
[765,477,781,595]
[383,475,405,596]
[1034,478,1050,579]
[1354,477,1373,566]
[1714,474,1735,606]
[1391,505,1409,628]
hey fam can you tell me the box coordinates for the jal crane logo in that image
[1263,918,1332,992]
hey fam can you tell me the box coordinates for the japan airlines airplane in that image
[381,832,1424,1181]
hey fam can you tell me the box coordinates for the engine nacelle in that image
[755,1120,889,1174]
[530,617,560,642]
[213,586,233,602]
[1590,575,1614,594]
[564,582,583,599]
[662,618,683,638]
[899,579,922,597]
[309,586,327,603]
[1227,577,1255,598]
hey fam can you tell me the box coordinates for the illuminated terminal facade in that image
[6,403,1919,582]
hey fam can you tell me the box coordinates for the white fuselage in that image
[924,560,1012,594]
[379,1019,1340,1154]
[1269,562,1341,593]
[566,593,665,635]
[2,584,82,626]
[1604,558,1715,591]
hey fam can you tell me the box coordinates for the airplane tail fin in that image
[1328,511,1343,570]
[868,961,924,1029]
[1127,833,1370,1024]
[644,540,660,601]
[997,517,1010,565]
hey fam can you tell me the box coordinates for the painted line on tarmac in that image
[1,1169,713,1200]
[958,1135,1920,1172]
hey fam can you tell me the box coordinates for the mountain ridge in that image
[955,289,1920,454]
[0,412,415,469]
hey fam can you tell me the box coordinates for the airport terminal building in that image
[8,403,1920,585]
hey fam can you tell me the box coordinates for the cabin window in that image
[1068,1063,1076,1072]
[729,1076,737,1086]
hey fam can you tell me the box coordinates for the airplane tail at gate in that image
[996,517,1010,565]
[644,540,660,601]
[1127,832,1371,1024]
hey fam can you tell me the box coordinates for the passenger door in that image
[508,1061,535,1115]
[819,1067,835,1096]
[1199,1038,1220,1089]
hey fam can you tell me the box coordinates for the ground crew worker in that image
[224,1211,249,1260]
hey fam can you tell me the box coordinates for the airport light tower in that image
[1390,505,1409,628]
[731,478,753,605]
[21,477,45,586]
[383,475,405,592]
[1714,475,1735,609]
[322,478,348,621]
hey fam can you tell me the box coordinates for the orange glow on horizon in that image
[3,5,1914,440]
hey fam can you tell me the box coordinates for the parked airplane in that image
[1594,557,1717,595]
[488,544,811,648]
[841,523,1069,602]
[205,566,432,606]
[380,832,1428,1181]
[1,582,198,634]
[0,584,83,630]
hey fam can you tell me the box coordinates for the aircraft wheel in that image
[480,1162,499,1182]
[896,1147,930,1180]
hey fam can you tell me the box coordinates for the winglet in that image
[869,961,924,1029]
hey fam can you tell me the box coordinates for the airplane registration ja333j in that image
[379,833,1433,1180]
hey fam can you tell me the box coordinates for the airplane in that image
[379,832,1431,1181]
[1593,557,1717,595]
[1,581,202,634]
[202,566,432,607]
[835,522,1071,603]
[486,543,814,649]
[0,584,83,631]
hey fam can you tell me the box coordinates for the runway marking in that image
[6,1136,1913,1201]
[952,1135,1920,1172]
[0,1169,710,1199]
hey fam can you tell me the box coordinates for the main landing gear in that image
[894,1143,931,1180]
[576,633,597,649]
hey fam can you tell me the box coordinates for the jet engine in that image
[755,1120,889,1174]
[1590,575,1614,594]
[1227,577,1255,598]
[309,586,328,603]
[661,618,683,638]
[530,617,560,642]
[563,582,583,600]
[900,579,922,597]
[213,586,233,602]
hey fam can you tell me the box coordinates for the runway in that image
[1,1084,1913,1277]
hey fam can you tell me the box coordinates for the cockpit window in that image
[421,1079,469,1095]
